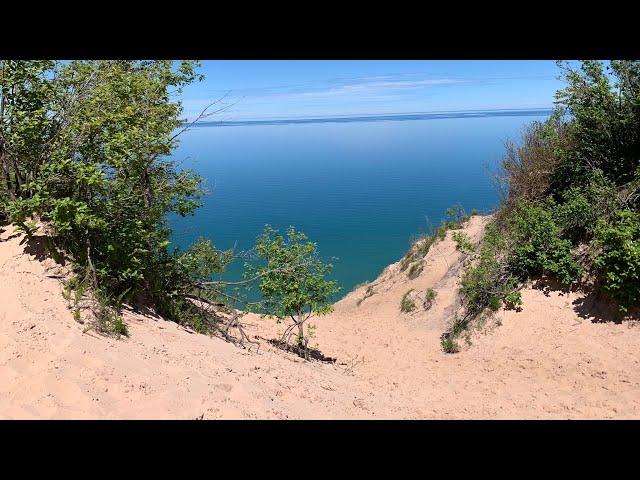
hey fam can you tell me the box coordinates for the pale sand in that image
[1,216,640,419]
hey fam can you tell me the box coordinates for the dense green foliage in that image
[454,60,640,348]
[507,199,581,284]
[594,210,640,309]
[1,60,217,332]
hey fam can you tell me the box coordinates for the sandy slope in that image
[2,217,640,419]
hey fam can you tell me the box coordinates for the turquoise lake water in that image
[169,110,550,298]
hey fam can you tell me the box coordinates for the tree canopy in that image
[245,225,339,359]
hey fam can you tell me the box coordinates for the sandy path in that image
[2,217,640,419]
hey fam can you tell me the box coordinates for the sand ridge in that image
[2,216,640,419]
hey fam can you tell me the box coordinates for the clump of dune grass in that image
[424,288,437,310]
[400,289,416,313]
[440,316,468,354]
[357,285,376,306]
[400,204,472,272]
[407,262,423,279]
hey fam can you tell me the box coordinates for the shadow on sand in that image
[531,277,638,324]
[531,277,573,297]
[20,234,66,265]
[0,217,10,240]
[257,336,337,364]
[571,290,640,324]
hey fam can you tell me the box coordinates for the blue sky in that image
[180,61,566,121]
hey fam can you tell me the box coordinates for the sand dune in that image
[2,216,640,419]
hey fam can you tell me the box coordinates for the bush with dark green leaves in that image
[507,199,581,285]
[451,60,640,344]
[554,171,618,242]
[1,61,344,344]
[594,210,640,311]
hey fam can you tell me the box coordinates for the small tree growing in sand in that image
[247,225,339,360]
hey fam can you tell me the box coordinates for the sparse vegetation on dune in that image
[356,284,376,306]
[400,204,477,274]
[452,231,476,255]
[407,261,424,279]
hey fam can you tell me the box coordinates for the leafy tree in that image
[0,60,57,204]
[458,59,640,329]
[554,60,640,190]
[246,225,339,359]
[38,61,206,295]
[0,60,235,333]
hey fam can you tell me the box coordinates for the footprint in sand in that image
[214,383,233,393]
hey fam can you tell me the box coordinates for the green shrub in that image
[400,205,471,271]
[452,231,475,254]
[456,60,640,333]
[424,288,437,310]
[554,172,618,243]
[594,210,640,311]
[441,335,459,353]
[110,316,129,338]
[503,290,523,310]
[440,317,468,353]
[407,262,423,279]
[0,60,218,332]
[459,222,520,317]
[246,225,339,359]
[508,200,581,285]
[400,290,416,313]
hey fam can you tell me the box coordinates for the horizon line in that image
[189,107,553,127]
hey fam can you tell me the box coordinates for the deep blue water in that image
[169,110,550,298]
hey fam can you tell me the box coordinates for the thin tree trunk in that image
[297,314,308,360]
[11,157,23,197]
[1,153,16,201]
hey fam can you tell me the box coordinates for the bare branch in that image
[169,91,238,143]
